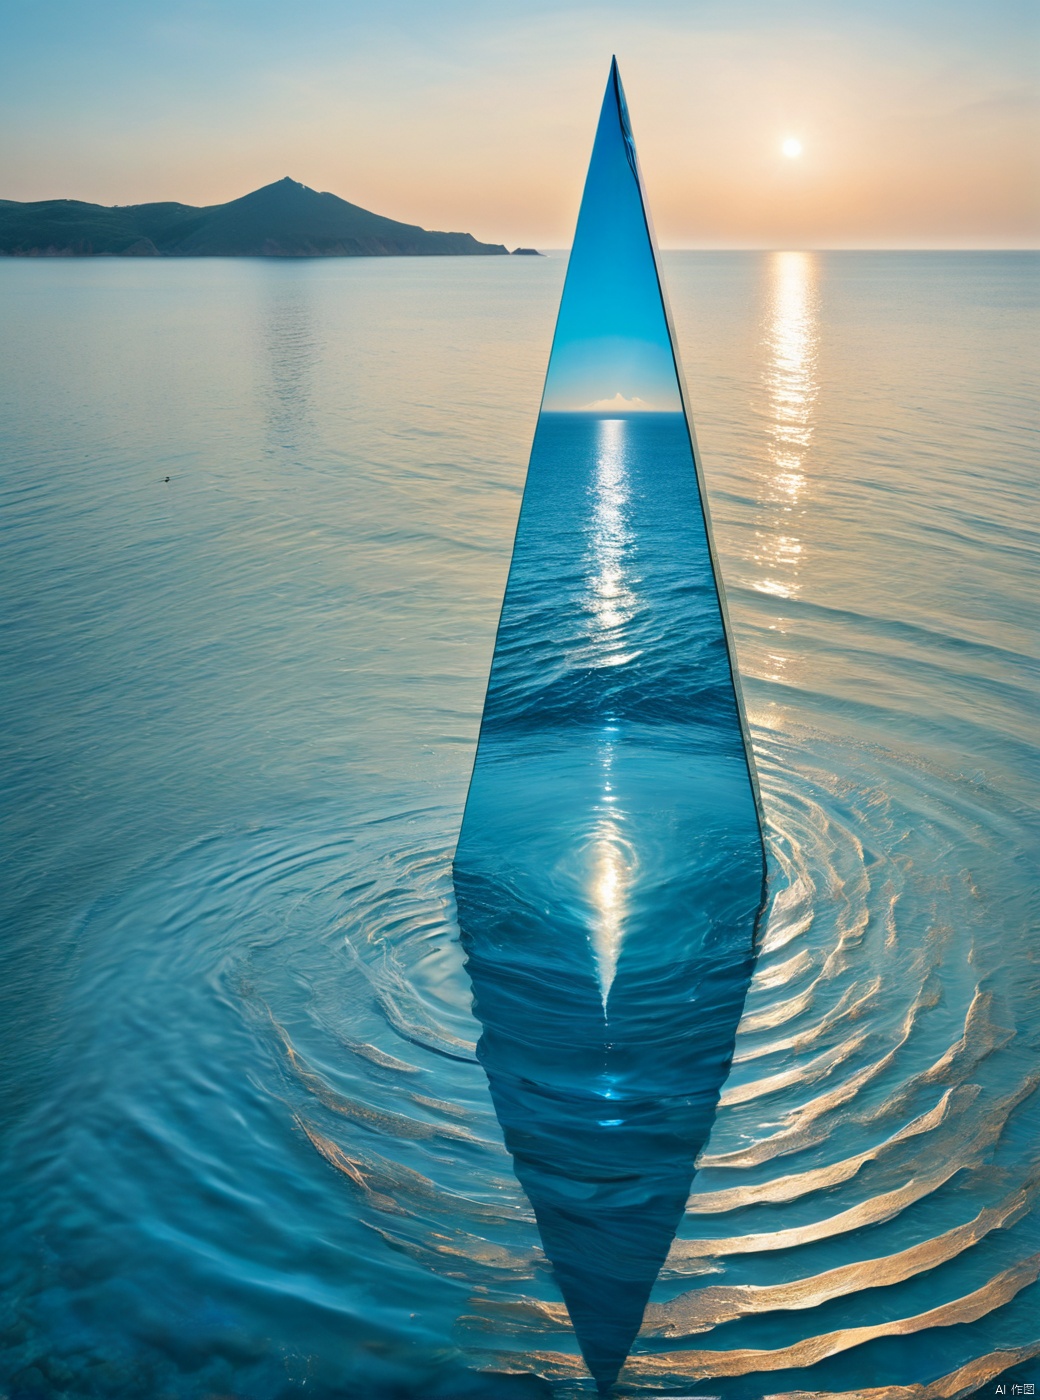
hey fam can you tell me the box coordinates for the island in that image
[0,177,509,257]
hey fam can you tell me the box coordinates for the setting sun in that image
[782,136,803,158]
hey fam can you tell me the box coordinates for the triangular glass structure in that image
[453,59,767,1391]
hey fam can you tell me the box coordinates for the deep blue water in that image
[455,412,765,1387]
[0,251,1037,1398]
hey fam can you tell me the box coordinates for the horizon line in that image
[536,243,1040,253]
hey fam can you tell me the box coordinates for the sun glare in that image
[782,137,803,159]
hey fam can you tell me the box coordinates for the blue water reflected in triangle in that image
[453,60,767,1391]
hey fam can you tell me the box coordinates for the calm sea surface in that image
[0,252,1037,1399]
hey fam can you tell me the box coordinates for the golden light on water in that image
[581,417,639,1007]
[588,418,637,647]
[589,818,628,1009]
[753,250,819,681]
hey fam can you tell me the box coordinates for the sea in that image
[0,250,1037,1399]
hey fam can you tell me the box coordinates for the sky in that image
[543,64,681,412]
[1,0,1037,248]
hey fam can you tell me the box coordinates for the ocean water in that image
[0,250,1036,1399]
[453,409,766,1389]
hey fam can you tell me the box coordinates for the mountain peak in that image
[241,177,317,204]
[0,179,509,258]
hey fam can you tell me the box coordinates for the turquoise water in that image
[0,251,1037,1398]
[454,413,766,1389]
[455,66,766,1392]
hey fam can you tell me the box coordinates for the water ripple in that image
[1,252,1036,1398]
[2,711,1032,1398]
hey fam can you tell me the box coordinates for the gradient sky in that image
[543,64,681,412]
[1,0,1036,248]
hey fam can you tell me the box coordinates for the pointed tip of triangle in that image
[453,41,767,1396]
[531,1194,692,1391]
[602,57,634,165]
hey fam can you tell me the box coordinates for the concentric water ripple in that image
[1,253,1036,1399]
[2,718,1035,1398]
[452,727,1040,1393]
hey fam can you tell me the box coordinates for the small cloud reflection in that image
[753,251,819,683]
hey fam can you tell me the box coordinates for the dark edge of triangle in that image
[607,56,770,928]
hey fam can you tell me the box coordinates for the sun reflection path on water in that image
[588,731,637,1012]
[585,418,638,1007]
[590,816,626,1009]
[587,417,637,652]
[755,251,819,685]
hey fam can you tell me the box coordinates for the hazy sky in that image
[1,0,1037,247]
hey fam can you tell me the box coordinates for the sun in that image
[782,137,803,159]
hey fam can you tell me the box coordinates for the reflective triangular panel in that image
[453,59,766,1391]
